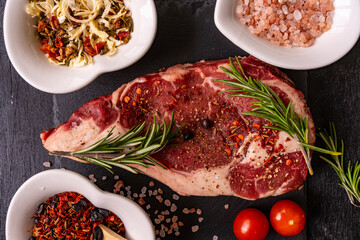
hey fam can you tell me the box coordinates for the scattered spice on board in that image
[236,0,334,47]
[112,178,205,239]
[30,192,125,240]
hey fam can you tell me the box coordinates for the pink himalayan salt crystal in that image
[293,9,302,20]
[282,5,288,14]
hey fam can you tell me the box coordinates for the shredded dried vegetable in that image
[26,0,133,67]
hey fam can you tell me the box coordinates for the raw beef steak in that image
[41,56,315,200]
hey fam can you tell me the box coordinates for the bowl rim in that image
[5,169,155,240]
[3,0,157,94]
[214,0,360,70]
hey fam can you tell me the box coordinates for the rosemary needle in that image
[51,113,185,174]
[216,57,341,175]
[319,123,360,207]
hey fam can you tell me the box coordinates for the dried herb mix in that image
[30,191,125,240]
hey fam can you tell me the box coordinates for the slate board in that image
[1,0,360,239]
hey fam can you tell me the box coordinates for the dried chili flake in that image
[286,159,293,166]
[124,96,131,103]
[252,123,261,130]
[225,146,232,156]
[264,156,273,164]
[30,192,125,240]
[136,88,142,95]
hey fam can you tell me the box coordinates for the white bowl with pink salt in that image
[214,0,360,70]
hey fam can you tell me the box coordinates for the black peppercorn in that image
[36,203,44,214]
[34,217,40,224]
[91,209,104,222]
[79,199,87,207]
[93,226,103,240]
[50,202,57,209]
[184,131,194,141]
[72,202,84,212]
[201,118,212,129]
[98,208,109,218]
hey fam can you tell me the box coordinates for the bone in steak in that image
[41,56,315,200]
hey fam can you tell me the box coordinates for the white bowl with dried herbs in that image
[6,169,155,240]
[3,0,157,94]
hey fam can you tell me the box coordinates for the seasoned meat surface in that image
[41,56,315,200]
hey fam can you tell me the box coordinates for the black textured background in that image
[1,0,359,239]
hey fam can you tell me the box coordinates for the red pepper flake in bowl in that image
[30,192,125,240]
[236,0,334,47]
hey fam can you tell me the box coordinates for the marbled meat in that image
[41,56,315,200]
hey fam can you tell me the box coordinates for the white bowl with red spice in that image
[6,169,155,240]
[214,0,360,70]
[3,0,157,94]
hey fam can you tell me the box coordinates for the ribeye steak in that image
[41,56,315,200]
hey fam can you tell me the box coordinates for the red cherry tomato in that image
[233,208,269,240]
[270,200,306,236]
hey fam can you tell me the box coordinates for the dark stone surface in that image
[0,0,359,239]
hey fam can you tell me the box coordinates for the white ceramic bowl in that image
[3,0,157,94]
[6,169,155,240]
[214,0,360,70]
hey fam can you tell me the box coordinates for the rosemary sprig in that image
[51,113,185,174]
[216,57,341,175]
[319,123,360,207]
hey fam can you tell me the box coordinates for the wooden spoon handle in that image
[99,224,127,240]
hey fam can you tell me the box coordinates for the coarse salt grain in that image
[213,236,219,240]
[170,203,177,212]
[282,5,288,14]
[198,217,204,223]
[43,161,52,168]
[224,204,229,209]
[191,225,199,232]
[159,229,165,237]
[164,199,171,207]
[172,194,180,200]
[114,175,119,180]
[293,9,302,20]
[183,208,189,214]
